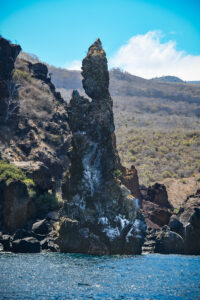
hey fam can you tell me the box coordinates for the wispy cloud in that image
[109,31,200,81]
[63,59,82,70]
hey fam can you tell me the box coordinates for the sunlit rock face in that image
[59,39,146,254]
[0,36,21,124]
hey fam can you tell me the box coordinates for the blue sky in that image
[1,0,200,80]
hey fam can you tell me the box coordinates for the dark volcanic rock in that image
[141,183,172,229]
[154,226,184,254]
[146,183,172,208]
[40,237,59,252]
[58,39,145,255]
[3,180,30,231]
[0,234,12,251]
[82,38,109,100]
[142,200,172,228]
[0,36,21,124]
[13,228,32,240]
[176,190,200,254]
[0,36,71,195]
[32,219,51,235]
[29,63,48,81]
[12,236,40,253]
[147,190,200,255]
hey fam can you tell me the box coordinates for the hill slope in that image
[19,52,200,185]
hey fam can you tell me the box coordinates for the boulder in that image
[142,200,172,228]
[178,191,200,254]
[141,183,173,229]
[57,218,90,253]
[0,234,11,251]
[29,63,48,81]
[46,211,59,221]
[147,183,172,208]
[11,237,40,253]
[154,226,184,254]
[40,237,59,252]
[13,228,33,240]
[32,219,51,235]
[169,216,184,235]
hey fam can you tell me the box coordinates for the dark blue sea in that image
[0,253,200,300]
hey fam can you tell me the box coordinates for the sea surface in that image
[0,253,200,300]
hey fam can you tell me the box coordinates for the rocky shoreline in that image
[0,36,199,255]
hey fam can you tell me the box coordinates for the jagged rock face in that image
[169,190,200,254]
[82,39,109,100]
[0,37,21,124]
[2,180,30,232]
[0,36,72,236]
[141,183,172,229]
[154,226,184,254]
[0,37,71,192]
[58,39,146,254]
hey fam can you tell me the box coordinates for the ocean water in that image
[0,253,200,300]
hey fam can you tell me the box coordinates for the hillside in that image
[152,75,184,83]
[18,52,200,186]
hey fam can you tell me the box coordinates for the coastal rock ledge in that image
[57,39,146,254]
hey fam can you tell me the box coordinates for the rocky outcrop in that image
[120,165,142,203]
[58,39,145,255]
[0,36,21,124]
[141,183,172,229]
[0,213,59,253]
[169,190,200,254]
[0,36,71,195]
[0,37,71,239]
[154,225,184,254]
[142,190,200,255]
[2,180,30,231]
[12,237,41,253]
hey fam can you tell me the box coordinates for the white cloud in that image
[63,59,82,70]
[109,31,200,81]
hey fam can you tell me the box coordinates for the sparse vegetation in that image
[19,53,200,187]
[13,69,31,82]
[35,192,62,211]
[113,169,122,178]
[0,160,26,183]
[117,129,200,186]
[0,160,36,196]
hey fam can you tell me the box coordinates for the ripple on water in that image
[0,253,200,299]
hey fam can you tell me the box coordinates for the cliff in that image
[57,39,146,254]
[0,36,71,234]
[0,36,199,256]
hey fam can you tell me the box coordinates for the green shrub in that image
[0,160,26,183]
[13,69,31,82]
[112,169,122,178]
[23,178,36,198]
[0,160,36,197]
[35,193,62,211]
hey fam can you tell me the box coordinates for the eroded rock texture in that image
[141,183,173,229]
[0,37,71,233]
[169,190,200,254]
[58,39,146,254]
[0,37,71,193]
[0,36,21,124]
